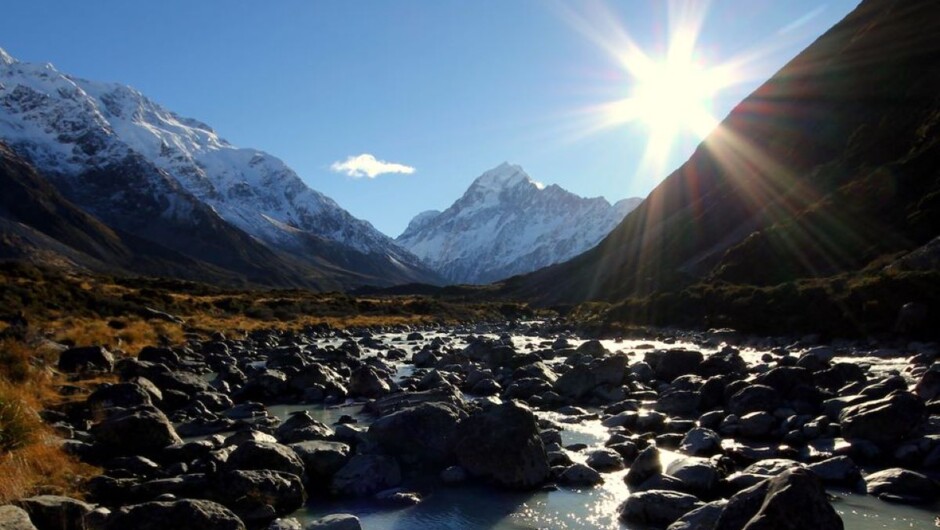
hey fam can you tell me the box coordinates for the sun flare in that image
[559,2,745,178]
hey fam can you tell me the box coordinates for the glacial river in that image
[262,328,939,529]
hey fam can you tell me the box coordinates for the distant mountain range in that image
[503,0,940,312]
[0,46,643,289]
[0,48,442,289]
[397,163,641,284]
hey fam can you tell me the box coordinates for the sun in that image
[556,2,742,178]
[625,51,731,169]
[631,57,723,139]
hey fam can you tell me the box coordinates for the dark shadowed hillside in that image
[503,0,940,329]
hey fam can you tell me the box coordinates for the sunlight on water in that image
[273,330,940,530]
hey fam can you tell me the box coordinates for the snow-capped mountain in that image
[0,47,439,288]
[397,163,642,284]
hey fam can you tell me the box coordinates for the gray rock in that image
[666,458,721,497]
[267,518,302,530]
[728,385,780,416]
[440,465,468,484]
[58,346,114,373]
[224,441,305,477]
[585,448,624,472]
[644,350,704,382]
[90,405,182,455]
[839,391,924,447]
[0,505,38,530]
[274,412,334,444]
[330,455,401,497]
[714,468,842,530]
[454,401,550,489]
[289,441,350,480]
[369,402,465,465]
[304,514,361,530]
[619,490,705,528]
[553,365,596,400]
[679,427,721,457]
[655,390,701,417]
[807,456,863,490]
[348,366,390,398]
[736,412,776,440]
[667,500,726,530]
[626,445,662,487]
[865,468,940,504]
[207,470,305,523]
[104,499,245,530]
[15,496,93,530]
[87,383,153,419]
[558,463,603,487]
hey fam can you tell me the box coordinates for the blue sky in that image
[0,0,860,237]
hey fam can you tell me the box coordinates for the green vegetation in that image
[578,269,939,338]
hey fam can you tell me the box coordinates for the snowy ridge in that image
[0,47,426,275]
[397,163,643,284]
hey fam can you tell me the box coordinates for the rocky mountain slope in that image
[503,0,940,316]
[397,163,641,284]
[0,48,441,288]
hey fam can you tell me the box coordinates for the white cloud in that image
[330,153,416,179]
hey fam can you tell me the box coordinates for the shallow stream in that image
[271,329,938,529]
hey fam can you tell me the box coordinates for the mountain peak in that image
[472,162,537,190]
[0,47,16,66]
[398,166,641,284]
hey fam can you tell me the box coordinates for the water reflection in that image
[272,330,938,529]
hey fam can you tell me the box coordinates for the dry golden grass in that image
[0,378,98,503]
[0,435,97,503]
[183,312,438,335]
[48,317,186,352]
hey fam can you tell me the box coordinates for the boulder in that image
[644,350,704,382]
[714,468,842,530]
[207,470,305,522]
[839,391,924,447]
[585,448,624,472]
[0,505,38,530]
[330,455,401,497]
[807,456,863,490]
[679,427,721,457]
[553,365,596,400]
[667,501,726,530]
[865,468,940,504]
[625,445,662,487]
[728,385,780,416]
[914,366,940,401]
[289,441,350,481]
[86,383,153,419]
[349,367,390,398]
[104,499,245,530]
[558,463,603,487]
[15,496,93,530]
[224,441,305,477]
[90,405,182,455]
[274,412,334,444]
[137,346,180,367]
[655,390,701,417]
[305,514,362,530]
[58,346,114,373]
[666,458,721,497]
[619,490,705,529]
[453,401,550,489]
[267,519,302,530]
[736,412,776,440]
[440,465,468,485]
[369,402,464,466]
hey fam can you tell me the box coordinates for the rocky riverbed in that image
[5,321,940,529]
